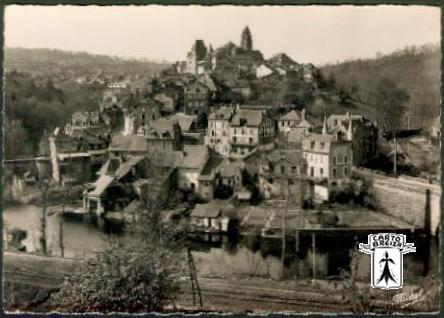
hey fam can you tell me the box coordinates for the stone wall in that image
[354,169,440,236]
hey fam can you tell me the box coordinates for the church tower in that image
[240,26,253,51]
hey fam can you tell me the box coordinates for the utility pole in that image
[281,177,289,270]
[312,231,316,282]
[187,247,202,308]
[393,130,397,177]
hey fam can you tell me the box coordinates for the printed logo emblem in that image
[359,233,416,289]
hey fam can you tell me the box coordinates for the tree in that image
[52,187,187,312]
[196,112,208,130]
[371,78,410,133]
[52,237,183,312]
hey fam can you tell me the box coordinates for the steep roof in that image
[109,135,147,152]
[268,53,297,67]
[89,174,114,197]
[114,156,145,180]
[167,113,196,132]
[218,159,242,177]
[208,107,234,120]
[281,110,301,121]
[180,145,209,170]
[146,118,177,139]
[231,109,264,127]
[296,118,313,128]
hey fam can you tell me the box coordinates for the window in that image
[344,155,348,163]
[320,168,324,176]
[233,137,237,143]
[310,141,315,149]
[281,166,285,174]
[333,156,337,165]
[344,167,349,176]
[333,168,337,178]
[320,142,325,150]
[249,137,253,144]
[334,119,338,126]
[291,166,297,174]
[310,167,314,177]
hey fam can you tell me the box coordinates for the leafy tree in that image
[370,78,410,133]
[52,190,186,312]
[52,237,183,312]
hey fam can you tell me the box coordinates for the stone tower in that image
[240,26,253,51]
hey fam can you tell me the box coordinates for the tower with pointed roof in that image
[240,26,253,51]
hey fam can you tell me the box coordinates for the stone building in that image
[183,81,210,115]
[229,109,275,157]
[302,130,353,187]
[326,112,378,166]
[177,145,210,193]
[205,107,234,156]
[186,40,208,75]
[145,118,183,154]
[279,109,313,144]
[122,97,162,136]
[242,148,308,201]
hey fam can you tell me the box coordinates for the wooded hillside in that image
[321,44,440,129]
[5,47,170,77]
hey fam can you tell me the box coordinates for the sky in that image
[4,5,441,65]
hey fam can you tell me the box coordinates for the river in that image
[3,204,438,281]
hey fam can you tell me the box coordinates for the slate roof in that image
[296,119,313,128]
[114,156,144,180]
[218,159,242,177]
[281,110,301,121]
[146,118,177,139]
[208,107,234,120]
[167,113,196,132]
[180,145,208,170]
[230,109,264,127]
[191,203,222,218]
[109,135,147,152]
[89,175,114,197]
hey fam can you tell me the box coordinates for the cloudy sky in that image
[5,5,440,65]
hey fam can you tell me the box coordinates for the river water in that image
[3,204,438,280]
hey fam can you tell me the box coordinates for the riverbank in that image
[3,251,438,313]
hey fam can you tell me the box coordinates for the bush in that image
[52,237,184,312]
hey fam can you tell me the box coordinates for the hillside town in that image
[23,26,433,228]
[4,24,440,313]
